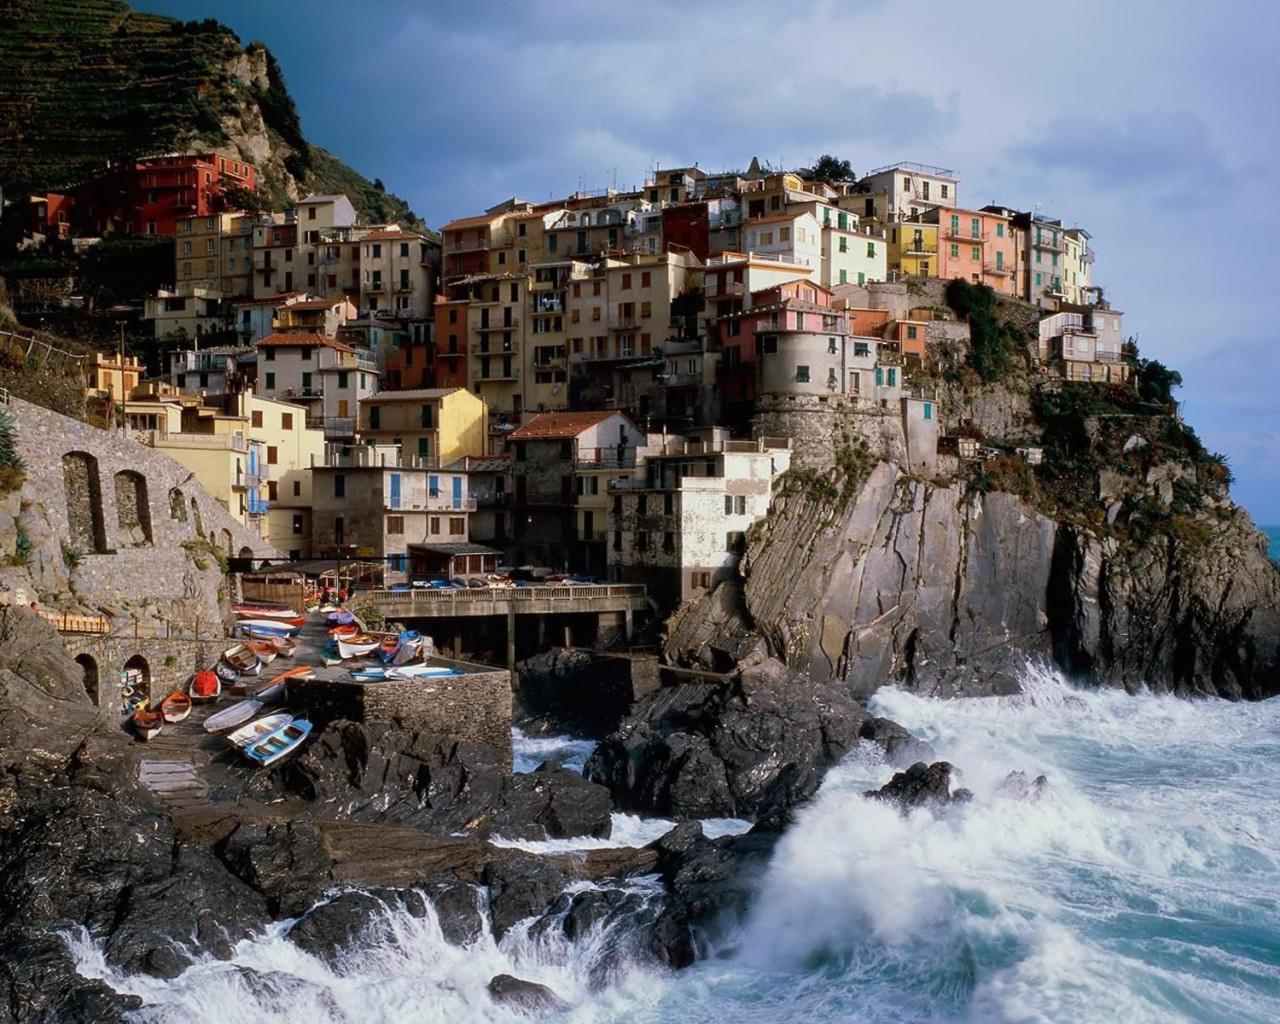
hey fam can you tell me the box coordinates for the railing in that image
[472,343,518,355]
[397,497,479,512]
[983,262,1012,276]
[945,227,983,242]
[865,160,956,178]
[306,416,356,436]
[362,583,647,605]
[37,610,109,635]
[247,497,270,516]
[903,243,938,255]
[478,317,519,331]
[1032,235,1065,252]
[141,430,250,451]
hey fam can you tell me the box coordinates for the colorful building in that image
[920,207,1017,295]
[884,222,940,278]
[357,387,487,463]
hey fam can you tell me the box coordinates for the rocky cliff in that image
[666,420,1280,702]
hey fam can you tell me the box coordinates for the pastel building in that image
[1037,306,1127,384]
[357,387,487,463]
[922,207,1017,294]
[852,162,959,228]
[885,222,940,278]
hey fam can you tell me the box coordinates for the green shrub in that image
[61,543,83,569]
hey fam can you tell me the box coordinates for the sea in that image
[1266,525,1280,564]
[70,666,1280,1023]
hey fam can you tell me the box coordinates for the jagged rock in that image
[278,720,611,839]
[482,856,569,941]
[859,716,935,766]
[666,460,1280,701]
[586,660,865,819]
[285,887,463,965]
[865,761,962,809]
[215,819,332,919]
[515,647,637,736]
[487,974,571,1014]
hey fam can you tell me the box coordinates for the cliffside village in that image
[27,156,1127,608]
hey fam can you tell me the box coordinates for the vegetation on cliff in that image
[0,0,421,228]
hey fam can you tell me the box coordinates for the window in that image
[726,531,745,553]
[337,371,349,388]
[386,515,404,534]
[264,372,275,390]
[972,247,981,261]
[636,531,648,551]
[308,206,317,221]
[857,272,865,286]
[828,337,838,354]
[888,367,897,387]
[293,480,301,497]
[449,518,465,536]
[497,251,506,266]
[780,227,791,242]
[796,365,810,383]
[996,223,1005,238]
[430,516,441,535]
[334,474,345,498]
[302,372,313,392]
[264,348,276,361]
[866,242,876,258]
[838,236,847,253]
[621,273,632,290]
[724,495,733,515]
[923,402,932,421]
[921,181,930,200]
[951,244,960,258]
[907,325,918,340]
[839,269,847,284]
[971,218,980,238]
[641,271,651,287]
[518,249,526,263]
[941,184,949,199]
[372,244,382,258]
[267,446,278,464]
[251,410,263,428]
[292,514,303,534]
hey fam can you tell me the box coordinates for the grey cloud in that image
[1008,110,1236,206]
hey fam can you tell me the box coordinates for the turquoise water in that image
[1265,525,1280,562]
[74,667,1280,1023]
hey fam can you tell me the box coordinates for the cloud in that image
[1008,110,1236,207]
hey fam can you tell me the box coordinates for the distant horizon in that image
[128,0,1280,524]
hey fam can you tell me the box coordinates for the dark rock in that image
[865,761,962,809]
[859,716,936,766]
[487,974,571,1014]
[585,658,867,819]
[482,856,568,941]
[279,720,611,839]
[215,819,332,918]
[420,879,484,946]
[515,648,637,737]
[287,891,390,964]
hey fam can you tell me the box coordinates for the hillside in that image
[0,0,422,229]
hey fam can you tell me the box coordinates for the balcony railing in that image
[983,262,1012,276]
[472,343,519,356]
[247,496,270,516]
[478,317,519,331]
[306,416,356,437]
[944,227,984,242]
[903,243,938,255]
[1032,235,1065,253]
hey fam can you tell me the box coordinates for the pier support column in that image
[507,606,517,671]
[598,610,625,648]
[624,607,634,643]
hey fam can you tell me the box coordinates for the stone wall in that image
[61,633,227,719]
[287,658,513,769]
[4,397,274,617]
[754,394,908,471]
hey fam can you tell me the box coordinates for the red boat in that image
[132,709,163,741]
[328,623,359,637]
[190,670,221,704]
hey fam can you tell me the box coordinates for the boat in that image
[270,635,298,658]
[247,665,312,701]
[203,699,263,733]
[226,713,293,750]
[244,719,313,767]
[337,634,380,659]
[237,618,303,636]
[349,666,392,681]
[328,623,359,638]
[233,605,301,620]
[377,635,401,661]
[320,640,343,667]
[159,691,192,723]
[248,641,279,666]
[132,709,163,741]
[327,609,355,626]
[190,670,221,704]
[222,644,262,676]
[386,664,463,679]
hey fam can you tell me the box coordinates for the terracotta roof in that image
[256,333,356,353]
[441,212,500,231]
[360,230,425,242]
[362,388,460,403]
[509,411,623,440]
[283,299,344,310]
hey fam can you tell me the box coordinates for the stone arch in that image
[62,451,108,554]
[190,497,204,538]
[220,529,234,556]
[113,470,153,546]
[75,654,99,705]
[238,546,253,560]
[169,487,188,522]
[122,653,151,710]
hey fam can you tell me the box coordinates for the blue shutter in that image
[875,367,884,387]
[452,476,462,509]
[923,403,932,420]
[389,473,401,510]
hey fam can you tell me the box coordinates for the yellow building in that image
[247,392,326,557]
[357,387,487,463]
[176,212,254,298]
[86,352,143,401]
[885,222,940,278]
[1061,228,1093,306]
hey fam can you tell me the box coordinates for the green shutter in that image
[875,367,884,386]
[265,372,275,390]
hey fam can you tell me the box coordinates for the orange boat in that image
[328,623,359,637]
[160,691,192,723]
[132,708,163,741]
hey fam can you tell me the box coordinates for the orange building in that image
[920,207,1017,295]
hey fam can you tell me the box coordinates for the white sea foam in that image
[71,668,1280,1022]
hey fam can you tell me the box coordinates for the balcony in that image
[1032,235,1065,253]
[366,280,386,292]
[945,226,984,243]
[472,342,519,356]
[576,448,638,469]
[476,372,520,383]
[983,262,1013,277]
[903,242,938,256]
[306,416,356,437]
[436,348,466,359]
[477,317,519,331]
[247,496,270,517]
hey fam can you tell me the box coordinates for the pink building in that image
[922,207,1017,296]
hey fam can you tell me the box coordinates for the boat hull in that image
[160,692,192,723]
[190,671,221,704]
[204,699,264,734]
[244,719,313,766]
[227,713,293,750]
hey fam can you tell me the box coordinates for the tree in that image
[1135,359,1182,407]
[804,155,855,185]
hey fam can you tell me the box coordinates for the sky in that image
[140,0,1280,522]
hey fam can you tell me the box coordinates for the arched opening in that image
[220,528,233,556]
[170,487,188,522]
[75,654,99,705]
[238,545,253,560]
[121,654,150,714]
[190,497,204,538]
[62,451,108,554]
[114,470,153,546]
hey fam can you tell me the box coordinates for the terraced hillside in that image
[0,0,421,227]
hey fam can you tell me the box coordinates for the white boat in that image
[337,634,380,659]
[226,712,293,750]
[386,664,464,679]
[203,699,264,734]
[236,618,303,637]
[221,643,262,677]
[233,605,301,620]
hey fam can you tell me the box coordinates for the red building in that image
[431,297,470,390]
[662,202,711,260]
[49,152,256,237]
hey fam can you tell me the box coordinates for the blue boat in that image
[243,719,312,766]
[239,621,302,639]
